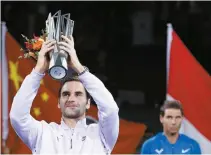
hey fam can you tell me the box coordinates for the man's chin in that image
[64,113,80,119]
[169,131,178,136]
[63,110,80,119]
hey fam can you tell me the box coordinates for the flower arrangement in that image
[19,29,47,60]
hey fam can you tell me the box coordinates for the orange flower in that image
[32,40,43,50]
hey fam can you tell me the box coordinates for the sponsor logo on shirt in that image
[182,148,190,153]
[155,148,164,154]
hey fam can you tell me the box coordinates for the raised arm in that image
[10,39,56,150]
[10,70,44,150]
[58,35,119,153]
[79,71,119,153]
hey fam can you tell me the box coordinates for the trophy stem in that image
[46,10,74,80]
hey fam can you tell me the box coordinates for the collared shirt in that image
[10,69,119,154]
[140,132,201,154]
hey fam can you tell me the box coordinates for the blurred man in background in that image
[140,100,201,154]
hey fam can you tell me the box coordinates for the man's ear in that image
[86,98,91,110]
[160,115,163,124]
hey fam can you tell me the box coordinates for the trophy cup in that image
[46,10,74,80]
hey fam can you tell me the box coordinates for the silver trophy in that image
[46,10,74,80]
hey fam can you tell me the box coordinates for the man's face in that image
[58,81,90,119]
[160,108,183,135]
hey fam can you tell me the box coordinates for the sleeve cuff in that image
[31,68,45,80]
[78,70,90,81]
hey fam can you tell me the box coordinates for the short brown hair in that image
[58,76,91,99]
[160,100,184,116]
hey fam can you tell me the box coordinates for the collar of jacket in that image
[60,117,87,130]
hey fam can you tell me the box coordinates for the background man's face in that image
[160,108,183,135]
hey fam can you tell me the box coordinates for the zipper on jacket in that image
[70,128,74,149]
[70,139,72,149]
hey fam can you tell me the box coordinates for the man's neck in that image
[63,115,85,128]
[164,131,179,144]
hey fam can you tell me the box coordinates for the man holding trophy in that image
[10,11,119,154]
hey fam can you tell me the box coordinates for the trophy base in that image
[49,66,67,80]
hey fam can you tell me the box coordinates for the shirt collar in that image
[61,117,87,130]
[161,132,181,145]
